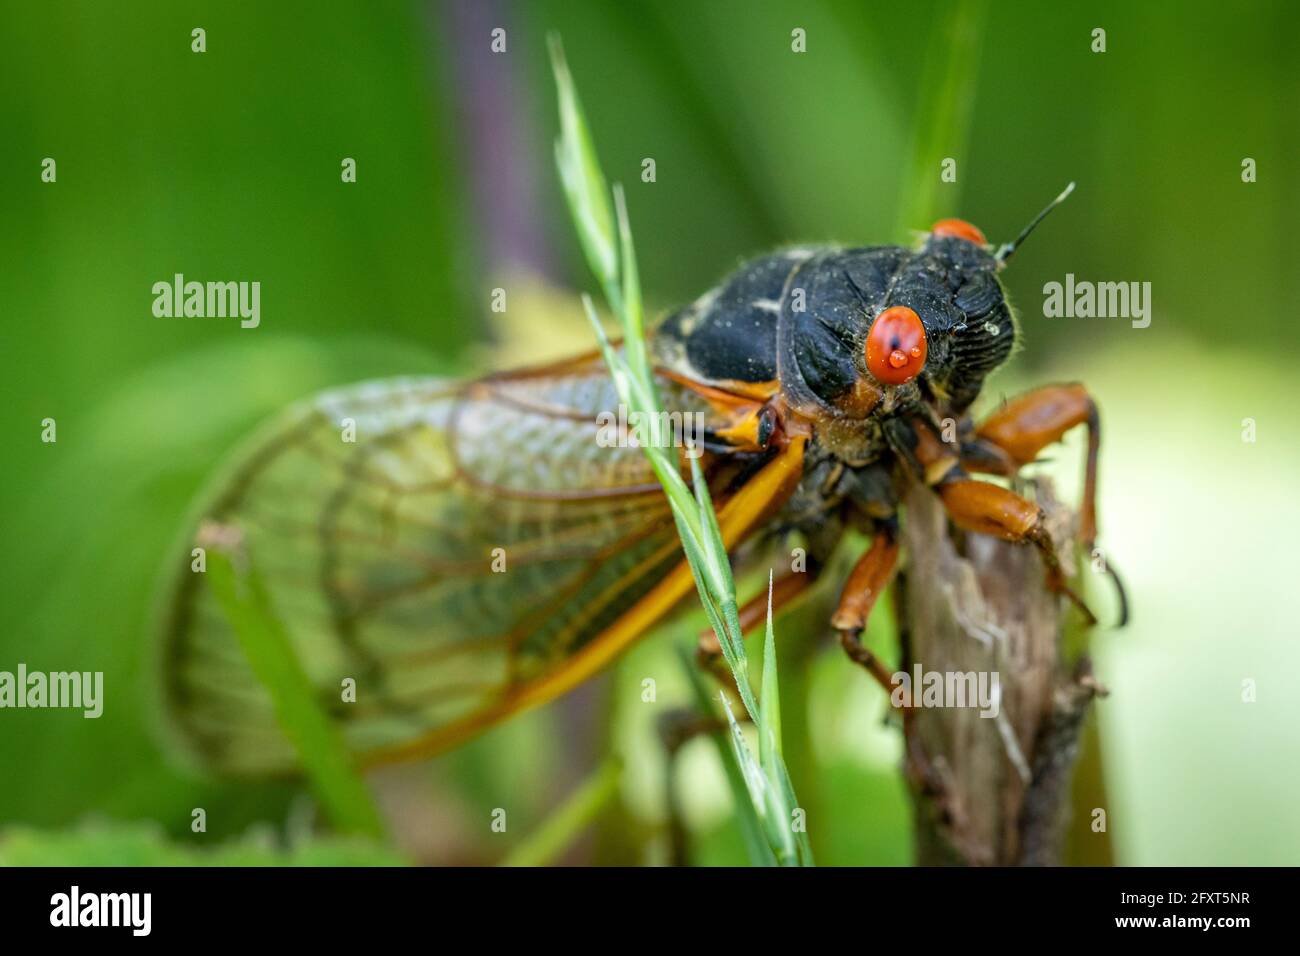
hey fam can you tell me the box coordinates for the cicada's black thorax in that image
[653,251,794,384]
[652,247,893,405]
[776,247,905,409]
[652,237,1016,419]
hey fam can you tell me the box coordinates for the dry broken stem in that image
[897,478,1104,866]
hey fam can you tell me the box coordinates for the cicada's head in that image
[862,184,1075,414]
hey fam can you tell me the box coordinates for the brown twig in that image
[897,478,1101,865]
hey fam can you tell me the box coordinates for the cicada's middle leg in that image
[832,527,952,797]
[831,528,900,691]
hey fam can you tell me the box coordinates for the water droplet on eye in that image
[889,349,908,368]
[909,346,922,358]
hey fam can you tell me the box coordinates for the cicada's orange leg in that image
[906,409,1097,625]
[960,384,1129,623]
[964,383,1101,551]
[935,477,1096,625]
[831,529,900,690]
[832,530,952,796]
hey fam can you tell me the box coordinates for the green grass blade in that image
[614,185,655,400]
[499,758,623,867]
[722,691,798,866]
[770,750,815,866]
[203,530,384,839]
[679,646,776,867]
[718,693,767,813]
[551,34,813,866]
[688,454,734,603]
[549,34,619,296]
[894,0,988,237]
[760,572,782,764]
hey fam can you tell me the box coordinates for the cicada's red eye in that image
[931,218,987,245]
[866,305,927,385]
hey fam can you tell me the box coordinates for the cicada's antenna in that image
[995,181,1076,268]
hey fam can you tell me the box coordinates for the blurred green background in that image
[1,0,1297,865]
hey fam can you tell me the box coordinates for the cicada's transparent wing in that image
[159,356,797,774]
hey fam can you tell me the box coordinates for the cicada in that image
[161,186,1112,775]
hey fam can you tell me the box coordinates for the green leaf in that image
[719,692,767,812]
[689,454,734,604]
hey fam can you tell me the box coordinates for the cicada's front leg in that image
[960,383,1101,550]
[935,478,1095,624]
[959,383,1127,623]
[909,415,1098,626]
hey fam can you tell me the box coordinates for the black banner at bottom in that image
[0,865,1276,941]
